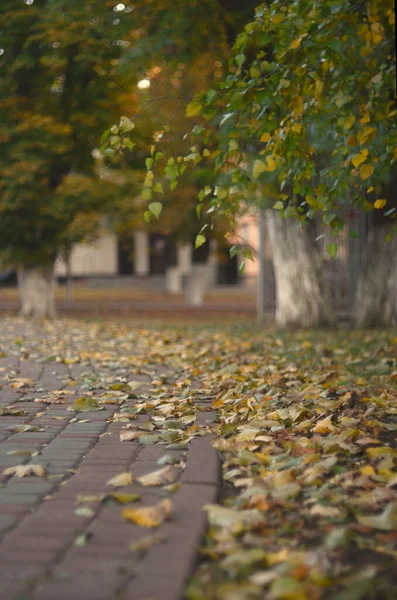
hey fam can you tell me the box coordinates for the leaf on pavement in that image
[137,466,178,486]
[122,499,172,527]
[108,492,141,504]
[129,533,165,552]
[106,472,133,487]
[73,397,103,412]
[3,464,45,478]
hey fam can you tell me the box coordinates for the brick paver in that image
[0,319,221,600]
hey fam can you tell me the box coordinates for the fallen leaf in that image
[120,430,146,442]
[123,499,172,527]
[75,506,95,518]
[357,502,397,531]
[108,492,141,503]
[310,504,342,518]
[129,533,165,552]
[73,397,103,412]
[3,464,45,478]
[137,466,178,487]
[6,449,39,456]
[106,472,133,487]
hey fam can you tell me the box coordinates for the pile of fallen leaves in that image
[0,319,396,599]
[187,330,397,600]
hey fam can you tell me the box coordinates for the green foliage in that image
[110,0,396,241]
[0,0,136,266]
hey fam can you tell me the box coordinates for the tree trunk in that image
[165,266,183,294]
[65,252,73,303]
[17,263,56,318]
[266,211,335,328]
[355,225,397,327]
[185,264,209,306]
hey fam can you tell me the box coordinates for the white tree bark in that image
[266,211,335,328]
[17,263,56,318]
[185,264,209,306]
[165,266,182,294]
[355,225,397,327]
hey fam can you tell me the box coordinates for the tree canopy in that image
[0,0,136,267]
[108,0,396,256]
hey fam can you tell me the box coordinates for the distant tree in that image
[0,0,137,316]
[111,0,396,327]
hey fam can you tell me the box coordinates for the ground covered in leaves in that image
[0,318,396,600]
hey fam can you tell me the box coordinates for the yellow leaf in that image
[280,79,290,88]
[290,37,302,50]
[137,466,178,487]
[360,164,374,180]
[253,160,267,179]
[312,417,336,434]
[343,116,355,130]
[106,472,133,487]
[122,499,172,528]
[260,132,271,143]
[357,126,377,145]
[266,157,276,172]
[347,136,357,147]
[292,123,302,134]
[374,199,387,209]
[367,186,374,193]
[366,447,395,458]
[360,465,376,477]
[186,99,202,117]
[108,492,141,504]
[315,80,324,95]
[351,149,368,168]
[271,14,285,25]
[292,96,303,114]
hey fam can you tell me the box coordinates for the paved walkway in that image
[0,319,220,600]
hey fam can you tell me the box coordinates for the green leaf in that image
[195,234,206,249]
[145,158,154,170]
[273,201,284,210]
[230,245,239,258]
[148,202,162,219]
[153,182,164,194]
[242,248,253,261]
[119,116,135,133]
[326,243,338,258]
[141,189,152,201]
[235,54,246,67]
[186,98,202,117]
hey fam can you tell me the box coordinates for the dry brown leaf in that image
[120,430,146,442]
[3,464,45,478]
[310,504,342,518]
[137,466,178,487]
[129,533,165,552]
[106,472,133,487]
[122,499,172,527]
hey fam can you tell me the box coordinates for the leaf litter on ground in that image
[1,318,396,598]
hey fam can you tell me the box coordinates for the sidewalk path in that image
[0,319,221,600]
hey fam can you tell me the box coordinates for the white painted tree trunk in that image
[17,263,56,318]
[165,266,182,294]
[355,225,397,327]
[266,211,335,328]
[185,264,208,306]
